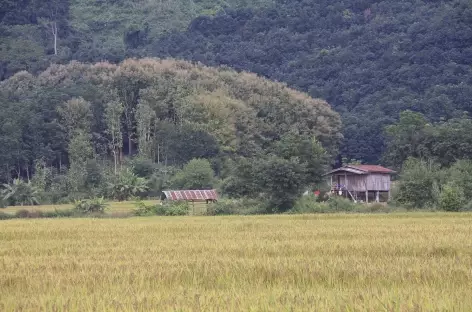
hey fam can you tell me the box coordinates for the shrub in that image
[107,169,149,201]
[43,209,77,218]
[133,200,189,216]
[393,158,444,209]
[290,194,330,213]
[162,201,190,216]
[133,201,155,216]
[206,198,268,215]
[461,201,472,212]
[0,211,13,220]
[74,198,109,214]
[327,197,357,212]
[439,183,465,212]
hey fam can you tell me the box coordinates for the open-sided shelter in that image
[162,189,218,204]
[323,165,396,203]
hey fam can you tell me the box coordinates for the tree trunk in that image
[52,21,58,55]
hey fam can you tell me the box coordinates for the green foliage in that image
[2,179,40,206]
[439,183,465,212]
[107,168,149,201]
[170,159,215,190]
[161,201,190,216]
[326,197,357,213]
[133,200,189,216]
[0,58,340,201]
[206,198,268,216]
[151,0,472,163]
[393,158,444,209]
[131,158,157,178]
[384,111,472,167]
[74,198,109,214]
[447,160,472,200]
[291,194,329,214]
[223,155,307,212]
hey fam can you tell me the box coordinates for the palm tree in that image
[2,179,40,206]
[107,169,149,201]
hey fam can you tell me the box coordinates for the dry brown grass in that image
[1,213,471,311]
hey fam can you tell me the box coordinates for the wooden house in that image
[323,165,396,203]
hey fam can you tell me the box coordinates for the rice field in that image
[1,213,472,311]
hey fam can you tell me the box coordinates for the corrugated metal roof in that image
[347,165,396,174]
[323,165,395,176]
[162,189,218,201]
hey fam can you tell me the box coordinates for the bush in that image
[290,194,330,213]
[439,183,465,212]
[162,201,190,216]
[107,169,149,201]
[43,209,77,218]
[393,158,445,209]
[133,201,157,216]
[206,198,268,215]
[461,201,472,212]
[133,200,189,216]
[327,197,357,212]
[74,198,109,214]
[0,211,13,220]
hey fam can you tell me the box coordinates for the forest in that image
[1,0,472,210]
[0,59,340,210]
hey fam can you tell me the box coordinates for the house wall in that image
[332,173,391,191]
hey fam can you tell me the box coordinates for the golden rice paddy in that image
[1,213,471,311]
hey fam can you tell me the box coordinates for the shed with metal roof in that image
[323,165,396,203]
[162,189,218,203]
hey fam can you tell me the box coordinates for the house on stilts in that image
[323,165,396,203]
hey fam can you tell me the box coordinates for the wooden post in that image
[344,172,347,198]
[375,191,379,203]
[365,191,368,203]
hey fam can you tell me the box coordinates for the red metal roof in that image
[347,165,395,174]
[162,189,218,201]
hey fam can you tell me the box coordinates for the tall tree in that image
[105,101,124,174]
[136,102,156,160]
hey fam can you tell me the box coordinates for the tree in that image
[2,179,40,206]
[170,158,215,190]
[439,183,465,212]
[273,133,329,186]
[35,0,70,56]
[392,158,444,209]
[383,111,431,168]
[136,102,156,159]
[223,155,306,212]
[107,168,149,201]
[105,101,124,174]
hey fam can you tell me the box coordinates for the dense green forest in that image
[0,0,273,79]
[0,59,340,209]
[1,0,471,163]
[152,0,472,162]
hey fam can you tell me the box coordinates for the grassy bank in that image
[1,200,209,216]
[1,213,471,311]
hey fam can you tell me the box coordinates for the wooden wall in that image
[333,173,391,192]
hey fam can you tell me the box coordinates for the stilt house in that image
[323,165,396,203]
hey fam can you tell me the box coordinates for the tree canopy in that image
[151,0,472,162]
[0,58,341,184]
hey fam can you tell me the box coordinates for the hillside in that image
[0,0,273,79]
[1,0,471,164]
[152,0,472,162]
